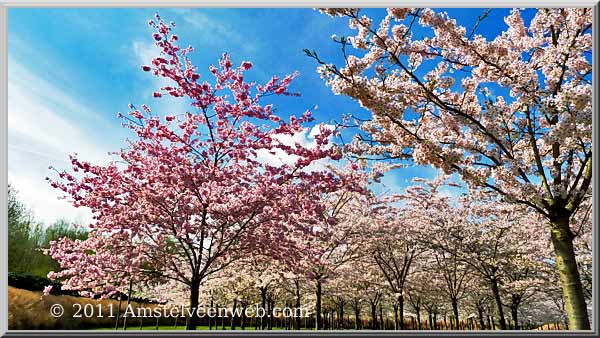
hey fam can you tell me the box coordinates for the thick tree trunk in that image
[315,280,322,330]
[416,308,421,330]
[550,217,591,330]
[186,280,200,330]
[451,298,459,330]
[379,306,384,330]
[398,294,404,329]
[489,277,507,330]
[371,304,377,329]
[393,304,398,330]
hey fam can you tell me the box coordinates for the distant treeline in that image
[8,184,88,277]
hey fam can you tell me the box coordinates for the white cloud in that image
[254,123,334,172]
[167,8,255,54]
[8,60,114,227]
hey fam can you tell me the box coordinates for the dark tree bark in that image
[490,277,506,330]
[186,279,200,330]
[371,304,377,329]
[398,294,404,329]
[451,298,459,330]
[315,280,322,330]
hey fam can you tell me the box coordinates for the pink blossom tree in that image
[313,8,592,329]
[46,14,350,330]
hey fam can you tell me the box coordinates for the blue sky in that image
[8,7,519,225]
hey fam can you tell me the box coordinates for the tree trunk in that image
[139,300,145,329]
[478,307,485,330]
[510,305,519,330]
[209,299,214,330]
[331,309,335,329]
[451,298,459,330]
[490,277,507,330]
[550,217,591,330]
[241,304,247,330]
[295,280,301,330]
[186,280,200,330]
[416,307,421,330]
[230,298,237,330]
[315,280,322,330]
[260,287,267,330]
[428,312,433,330]
[354,304,360,330]
[123,280,133,330]
[339,302,344,329]
[221,308,225,330]
[379,306,384,330]
[268,299,274,329]
[393,304,399,330]
[371,304,377,329]
[398,294,404,330]
[114,295,122,330]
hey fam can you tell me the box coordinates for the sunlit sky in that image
[8,8,525,226]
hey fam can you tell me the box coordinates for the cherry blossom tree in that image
[290,174,369,330]
[463,278,494,330]
[400,179,472,329]
[367,199,422,330]
[46,14,352,331]
[314,7,592,329]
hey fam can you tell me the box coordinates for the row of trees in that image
[8,185,87,277]
[40,8,593,330]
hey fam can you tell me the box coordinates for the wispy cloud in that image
[167,8,257,54]
[8,59,113,226]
